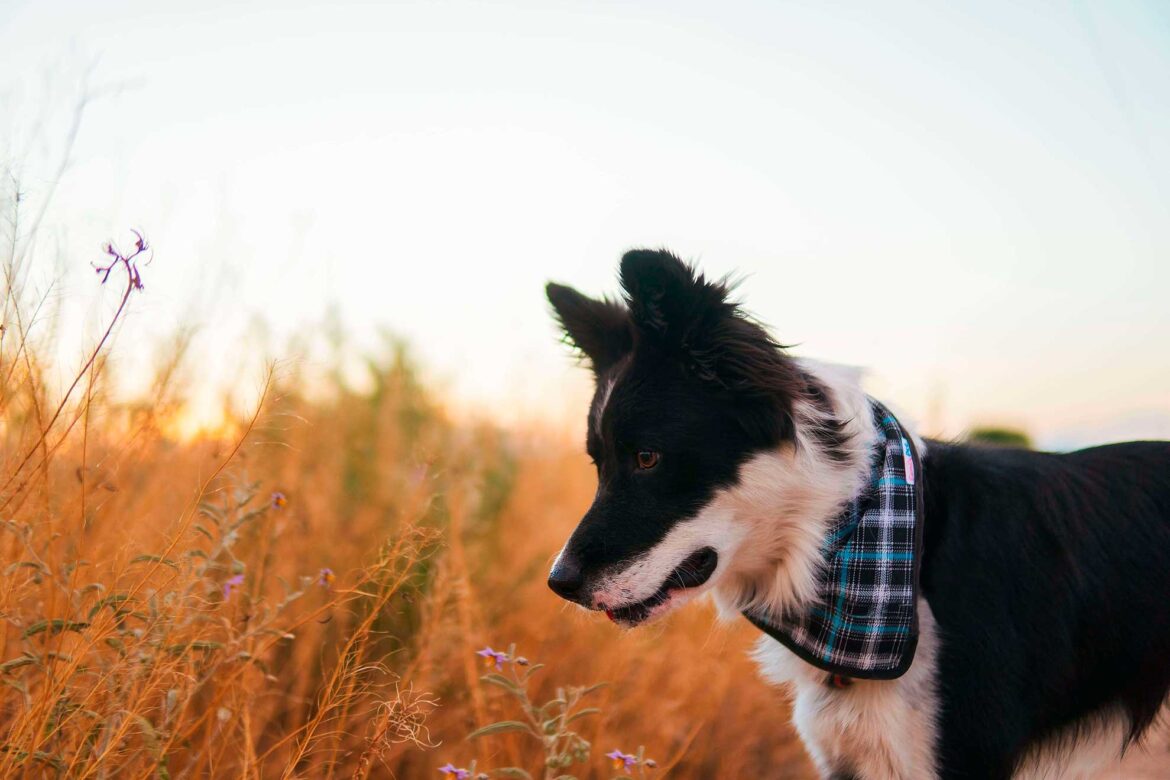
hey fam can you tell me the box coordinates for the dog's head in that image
[545,250,831,626]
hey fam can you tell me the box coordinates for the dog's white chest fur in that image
[752,599,942,779]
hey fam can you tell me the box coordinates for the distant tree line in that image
[967,426,1032,449]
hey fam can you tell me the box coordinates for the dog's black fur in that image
[546,249,1170,777]
[922,440,1170,776]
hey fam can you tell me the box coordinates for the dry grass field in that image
[3,240,1166,779]
[0,237,818,778]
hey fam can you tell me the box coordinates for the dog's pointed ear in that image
[546,282,632,373]
[619,249,731,347]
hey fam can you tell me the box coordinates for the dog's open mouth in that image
[603,547,718,626]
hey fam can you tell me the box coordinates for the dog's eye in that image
[635,451,660,470]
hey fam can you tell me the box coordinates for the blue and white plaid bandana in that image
[744,399,924,679]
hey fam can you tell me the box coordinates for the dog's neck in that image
[711,360,892,621]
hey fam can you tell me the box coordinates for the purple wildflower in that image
[606,749,638,771]
[271,491,288,509]
[318,567,335,588]
[437,763,470,779]
[93,230,149,291]
[475,646,509,669]
[223,573,245,600]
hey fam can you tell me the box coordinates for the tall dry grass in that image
[0,214,811,777]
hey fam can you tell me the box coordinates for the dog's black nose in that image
[547,557,585,601]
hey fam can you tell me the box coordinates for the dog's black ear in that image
[546,282,632,373]
[620,249,805,397]
[619,248,732,350]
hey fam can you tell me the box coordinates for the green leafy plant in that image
[445,644,655,780]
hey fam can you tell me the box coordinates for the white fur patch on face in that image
[707,447,854,620]
[592,374,618,438]
[753,599,942,779]
[589,504,747,613]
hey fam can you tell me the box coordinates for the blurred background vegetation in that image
[967,426,1033,448]
[0,229,815,775]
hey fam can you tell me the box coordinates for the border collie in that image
[544,249,1170,779]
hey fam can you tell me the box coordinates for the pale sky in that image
[2,0,1168,448]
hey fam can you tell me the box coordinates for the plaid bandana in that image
[744,399,924,679]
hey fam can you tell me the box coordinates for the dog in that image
[543,249,1170,779]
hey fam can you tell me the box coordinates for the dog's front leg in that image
[761,602,943,780]
[790,674,939,780]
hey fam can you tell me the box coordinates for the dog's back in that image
[921,440,1170,776]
